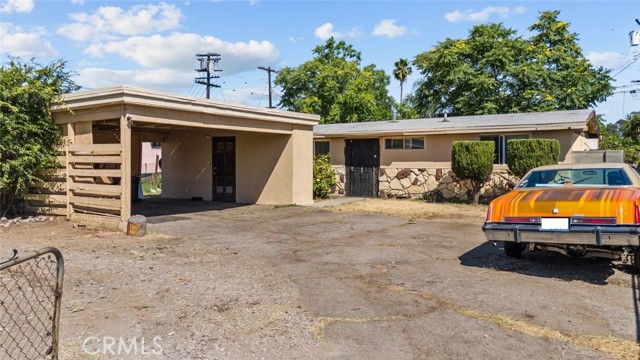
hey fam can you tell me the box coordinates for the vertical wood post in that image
[66,123,74,220]
[120,116,132,224]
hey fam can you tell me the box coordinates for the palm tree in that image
[393,58,412,103]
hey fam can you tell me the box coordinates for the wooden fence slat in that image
[69,182,122,196]
[70,195,122,210]
[24,205,67,216]
[69,155,122,164]
[30,181,67,192]
[69,144,121,154]
[24,194,67,204]
[68,168,122,177]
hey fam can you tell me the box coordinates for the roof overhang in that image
[51,86,319,135]
[314,122,589,139]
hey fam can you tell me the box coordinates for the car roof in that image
[525,163,640,187]
[531,163,630,171]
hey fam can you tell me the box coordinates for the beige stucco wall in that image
[162,131,213,200]
[326,130,586,169]
[162,127,314,205]
[532,130,581,163]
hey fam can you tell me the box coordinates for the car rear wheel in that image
[634,247,640,272]
[504,242,524,258]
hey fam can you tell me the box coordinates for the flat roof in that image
[314,109,596,137]
[52,85,320,126]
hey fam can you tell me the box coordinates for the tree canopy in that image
[412,11,613,117]
[599,112,640,165]
[274,38,395,124]
[0,57,80,216]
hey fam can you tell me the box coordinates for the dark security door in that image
[212,137,236,202]
[345,139,380,197]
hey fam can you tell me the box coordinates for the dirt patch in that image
[1,204,639,360]
[328,198,488,223]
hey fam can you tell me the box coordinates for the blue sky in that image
[1,0,639,123]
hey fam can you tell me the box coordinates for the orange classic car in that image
[482,163,640,269]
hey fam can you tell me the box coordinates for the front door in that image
[345,139,380,197]
[212,137,236,202]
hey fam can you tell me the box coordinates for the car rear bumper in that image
[482,223,640,246]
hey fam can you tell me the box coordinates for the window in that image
[384,137,425,150]
[314,141,330,156]
[479,134,528,164]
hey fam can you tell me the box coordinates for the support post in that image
[66,123,74,220]
[120,116,132,225]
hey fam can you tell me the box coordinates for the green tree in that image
[413,23,525,117]
[518,11,613,111]
[393,58,412,103]
[0,57,80,216]
[393,101,418,120]
[412,11,613,116]
[275,38,395,124]
[451,141,495,204]
[599,113,640,165]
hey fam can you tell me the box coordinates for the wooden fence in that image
[25,143,123,219]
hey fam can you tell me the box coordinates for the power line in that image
[257,66,277,108]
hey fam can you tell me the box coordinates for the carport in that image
[28,86,318,229]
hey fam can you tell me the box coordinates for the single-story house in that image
[26,86,318,229]
[313,109,599,201]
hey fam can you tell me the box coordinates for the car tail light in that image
[636,205,640,224]
[571,217,617,225]
[504,217,540,224]
[485,205,492,223]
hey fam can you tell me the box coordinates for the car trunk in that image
[496,187,640,225]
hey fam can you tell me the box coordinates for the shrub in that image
[507,139,560,177]
[313,154,336,198]
[451,141,495,204]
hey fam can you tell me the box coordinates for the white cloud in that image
[314,22,361,41]
[0,0,34,13]
[372,19,407,38]
[89,33,277,73]
[288,35,303,44]
[586,51,628,69]
[0,23,58,57]
[76,67,190,90]
[315,23,343,40]
[70,0,84,5]
[444,6,525,23]
[57,2,183,42]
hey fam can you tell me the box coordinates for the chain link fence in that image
[0,247,64,359]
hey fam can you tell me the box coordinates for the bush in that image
[313,154,336,198]
[451,141,495,204]
[507,139,560,177]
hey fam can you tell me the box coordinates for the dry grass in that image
[367,281,640,360]
[328,198,488,223]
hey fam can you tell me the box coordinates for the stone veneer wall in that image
[330,165,518,203]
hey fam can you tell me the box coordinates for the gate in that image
[345,139,380,197]
[0,248,64,359]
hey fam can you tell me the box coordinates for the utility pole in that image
[257,66,277,108]
[195,53,222,99]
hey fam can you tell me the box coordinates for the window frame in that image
[478,134,529,164]
[314,140,331,156]
[384,137,426,150]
